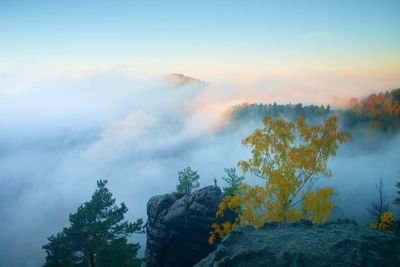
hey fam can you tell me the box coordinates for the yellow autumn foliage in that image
[378,211,395,231]
[209,116,350,244]
[302,188,334,223]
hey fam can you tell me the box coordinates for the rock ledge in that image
[195,219,400,267]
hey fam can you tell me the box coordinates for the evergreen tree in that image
[42,180,143,267]
[394,181,400,206]
[221,168,244,196]
[176,166,200,195]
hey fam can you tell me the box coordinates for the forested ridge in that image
[228,88,400,134]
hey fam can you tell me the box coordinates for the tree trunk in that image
[90,253,96,267]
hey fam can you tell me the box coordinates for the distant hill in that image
[165,73,208,88]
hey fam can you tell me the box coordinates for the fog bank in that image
[0,70,399,266]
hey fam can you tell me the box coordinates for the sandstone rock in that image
[195,219,400,267]
[145,186,222,267]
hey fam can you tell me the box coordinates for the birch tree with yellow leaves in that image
[209,115,350,244]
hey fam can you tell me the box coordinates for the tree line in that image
[229,88,400,134]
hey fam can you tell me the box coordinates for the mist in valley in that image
[0,70,399,267]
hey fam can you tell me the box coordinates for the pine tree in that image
[176,166,200,195]
[221,168,244,196]
[42,180,143,267]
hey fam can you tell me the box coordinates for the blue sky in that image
[1,0,399,76]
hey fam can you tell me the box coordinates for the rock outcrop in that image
[145,186,222,267]
[195,219,400,267]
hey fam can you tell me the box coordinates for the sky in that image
[0,0,399,79]
[0,1,400,266]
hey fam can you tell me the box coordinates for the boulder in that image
[195,219,400,267]
[145,186,222,267]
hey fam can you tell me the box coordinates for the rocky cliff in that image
[195,219,400,267]
[145,186,222,267]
